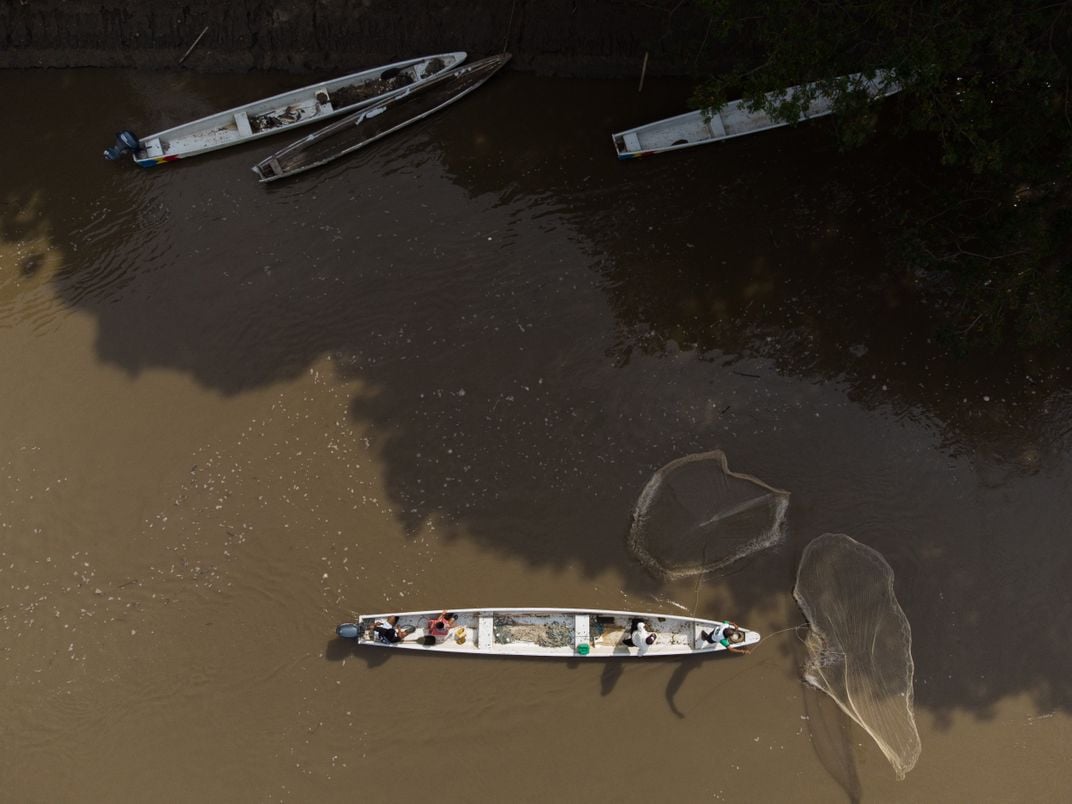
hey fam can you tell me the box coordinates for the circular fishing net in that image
[628,451,789,579]
[794,533,921,779]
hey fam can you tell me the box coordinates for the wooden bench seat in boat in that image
[234,111,254,137]
[707,112,727,138]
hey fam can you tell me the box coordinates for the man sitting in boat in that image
[373,616,411,644]
[427,611,457,639]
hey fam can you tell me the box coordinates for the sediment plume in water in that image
[794,533,921,779]
[628,451,789,579]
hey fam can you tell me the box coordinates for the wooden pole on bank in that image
[179,26,209,65]
[502,0,518,54]
[637,52,649,93]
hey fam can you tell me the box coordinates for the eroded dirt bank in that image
[0,0,711,75]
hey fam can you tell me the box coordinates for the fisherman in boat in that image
[427,611,457,639]
[624,618,657,653]
[701,622,746,649]
[373,616,411,644]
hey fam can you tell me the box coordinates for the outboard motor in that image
[103,129,140,161]
[336,622,361,640]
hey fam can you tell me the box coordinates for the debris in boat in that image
[493,615,574,647]
[330,74,415,109]
[251,106,305,132]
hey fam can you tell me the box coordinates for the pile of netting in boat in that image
[493,616,573,648]
[628,451,790,579]
[794,533,921,779]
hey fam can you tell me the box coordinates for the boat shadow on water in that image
[323,637,392,669]
[323,636,749,713]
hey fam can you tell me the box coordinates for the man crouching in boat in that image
[700,622,750,653]
[373,616,413,644]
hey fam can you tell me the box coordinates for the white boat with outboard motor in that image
[612,69,899,159]
[102,52,466,167]
[335,607,759,658]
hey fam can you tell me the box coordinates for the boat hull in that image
[613,69,899,159]
[124,52,466,167]
[252,53,511,182]
[337,607,760,658]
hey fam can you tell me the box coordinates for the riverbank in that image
[0,0,711,76]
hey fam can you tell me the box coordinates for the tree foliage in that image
[690,0,1072,344]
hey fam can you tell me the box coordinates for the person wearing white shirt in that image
[701,621,744,648]
[628,618,657,654]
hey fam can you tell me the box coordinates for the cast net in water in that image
[794,533,921,779]
[628,451,789,579]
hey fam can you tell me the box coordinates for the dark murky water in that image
[2,67,1071,802]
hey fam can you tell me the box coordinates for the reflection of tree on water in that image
[795,533,920,780]
[429,73,1071,468]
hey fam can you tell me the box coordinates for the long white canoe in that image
[613,70,899,159]
[335,607,760,658]
[103,52,466,167]
[252,53,511,182]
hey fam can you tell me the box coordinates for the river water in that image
[2,67,1070,803]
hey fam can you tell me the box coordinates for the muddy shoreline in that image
[0,0,712,76]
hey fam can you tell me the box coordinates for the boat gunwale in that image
[355,606,745,625]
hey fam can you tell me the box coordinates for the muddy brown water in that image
[2,68,1071,803]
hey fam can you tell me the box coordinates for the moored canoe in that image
[103,52,466,167]
[252,53,511,182]
[613,69,899,159]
